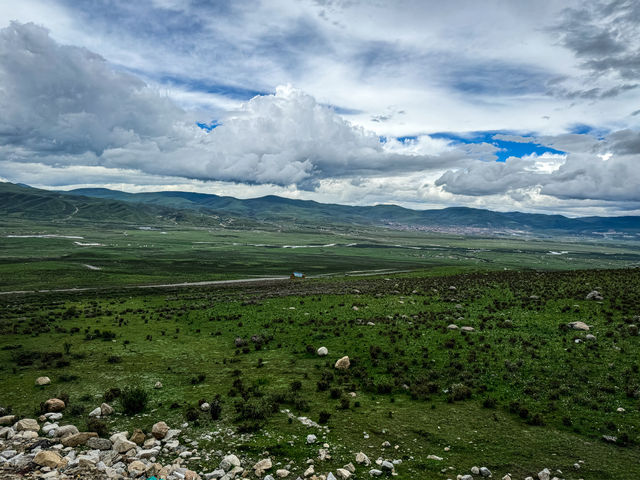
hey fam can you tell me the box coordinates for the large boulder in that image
[15,418,39,432]
[44,398,65,412]
[33,450,62,469]
[0,415,16,426]
[334,356,350,370]
[87,437,113,450]
[61,432,98,447]
[152,421,169,439]
[35,376,51,386]
[113,437,137,453]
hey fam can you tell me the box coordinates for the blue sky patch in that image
[428,131,565,161]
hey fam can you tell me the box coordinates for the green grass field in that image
[1,268,639,479]
[2,220,640,292]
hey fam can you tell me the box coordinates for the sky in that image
[1,0,639,216]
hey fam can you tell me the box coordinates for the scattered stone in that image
[89,407,102,417]
[336,468,351,479]
[220,454,241,471]
[381,460,394,470]
[369,469,383,476]
[602,435,617,443]
[128,460,147,475]
[427,455,442,461]
[33,450,62,469]
[154,381,163,389]
[355,452,370,466]
[55,425,78,438]
[185,470,201,480]
[381,441,391,448]
[276,469,290,477]
[152,421,170,439]
[35,376,51,386]
[317,346,328,356]
[335,356,350,370]
[617,407,626,413]
[201,402,211,411]
[100,402,114,416]
[471,466,480,475]
[585,334,597,341]
[502,475,511,480]
[586,290,603,300]
[130,428,146,445]
[254,458,273,476]
[306,434,317,444]
[538,468,551,480]
[304,465,314,477]
[461,326,475,332]
[87,437,112,450]
[568,321,590,331]
[480,467,492,477]
[447,324,459,330]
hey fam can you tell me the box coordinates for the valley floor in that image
[1,268,639,479]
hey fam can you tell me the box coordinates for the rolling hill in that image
[1,182,640,236]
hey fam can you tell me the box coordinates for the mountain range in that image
[1,182,639,237]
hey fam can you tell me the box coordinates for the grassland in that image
[2,219,640,292]
[1,268,639,479]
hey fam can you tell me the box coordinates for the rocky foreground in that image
[0,409,583,480]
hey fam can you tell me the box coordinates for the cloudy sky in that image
[1,0,639,216]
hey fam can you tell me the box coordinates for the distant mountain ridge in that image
[65,186,640,235]
[1,182,639,236]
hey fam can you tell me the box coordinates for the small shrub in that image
[185,407,199,422]
[318,411,331,424]
[104,387,121,402]
[482,397,497,409]
[210,395,222,421]
[107,355,122,364]
[87,417,108,437]
[69,404,85,416]
[120,387,149,415]
[448,383,472,402]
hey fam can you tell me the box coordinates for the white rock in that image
[306,434,317,444]
[36,376,51,386]
[89,407,102,417]
[317,347,328,356]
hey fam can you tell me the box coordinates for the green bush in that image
[120,386,149,415]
